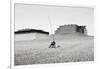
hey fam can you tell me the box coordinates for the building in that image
[15,29,49,41]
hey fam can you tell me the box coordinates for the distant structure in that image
[55,24,87,35]
[15,29,49,41]
[15,29,49,34]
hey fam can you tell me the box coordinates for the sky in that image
[15,3,94,35]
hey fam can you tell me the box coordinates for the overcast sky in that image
[15,3,94,35]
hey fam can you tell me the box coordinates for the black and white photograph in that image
[14,3,94,66]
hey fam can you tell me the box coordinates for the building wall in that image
[35,33,49,39]
[15,33,49,41]
[15,33,36,41]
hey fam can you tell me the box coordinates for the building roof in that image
[15,29,49,35]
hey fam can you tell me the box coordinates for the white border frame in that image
[10,0,95,69]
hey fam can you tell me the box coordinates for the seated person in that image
[49,41,56,48]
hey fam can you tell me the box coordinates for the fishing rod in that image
[48,16,55,41]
